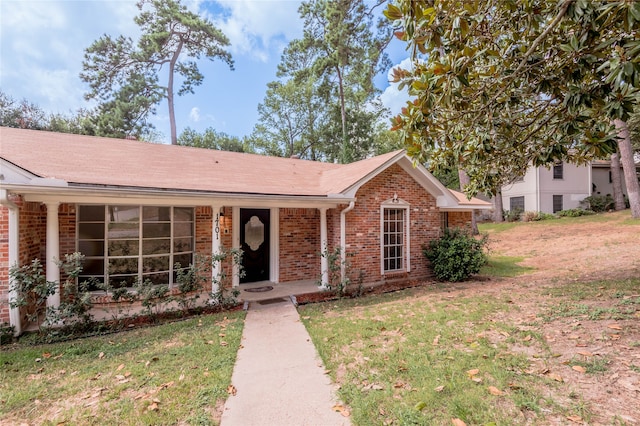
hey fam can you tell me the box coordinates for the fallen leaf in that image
[548,373,563,382]
[98,352,105,359]
[434,385,445,392]
[471,377,483,383]
[566,415,583,423]
[43,353,51,359]
[179,374,185,381]
[577,351,593,357]
[452,419,467,426]
[433,335,440,346]
[147,402,159,412]
[572,365,586,373]
[219,333,226,337]
[488,386,504,396]
[607,324,622,330]
[159,381,174,390]
[523,335,532,342]
[466,369,480,377]
[220,341,228,346]
[414,401,427,411]
[116,364,125,371]
[227,385,237,396]
[333,404,350,417]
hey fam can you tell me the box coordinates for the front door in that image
[240,209,270,283]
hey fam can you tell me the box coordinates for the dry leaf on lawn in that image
[566,415,583,423]
[227,385,237,396]
[452,418,467,426]
[466,369,480,377]
[488,386,504,396]
[572,365,586,373]
[607,324,622,330]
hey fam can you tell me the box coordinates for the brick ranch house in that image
[0,127,489,334]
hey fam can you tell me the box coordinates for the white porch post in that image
[319,207,328,289]
[1,190,21,335]
[211,204,222,294]
[45,201,60,309]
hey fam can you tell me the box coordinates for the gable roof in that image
[0,127,488,210]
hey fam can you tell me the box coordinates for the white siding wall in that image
[592,166,629,197]
[501,163,591,214]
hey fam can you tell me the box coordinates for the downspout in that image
[0,189,21,336]
[340,201,356,282]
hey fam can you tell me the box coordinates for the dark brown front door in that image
[240,209,270,283]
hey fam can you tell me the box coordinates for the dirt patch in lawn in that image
[430,212,640,424]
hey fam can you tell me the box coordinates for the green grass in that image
[0,311,245,425]
[481,255,535,277]
[300,290,562,425]
[541,278,640,322]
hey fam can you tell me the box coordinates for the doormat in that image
[244,286,274,293]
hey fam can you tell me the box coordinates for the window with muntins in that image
[77,205,194,290]
[553,162,563,179]
[381,200,410,274]
[510,196,525,212]
[553,195,563,213]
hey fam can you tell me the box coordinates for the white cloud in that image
[379,57,414,115]
[190,107,201,122]
[208,0,303,61]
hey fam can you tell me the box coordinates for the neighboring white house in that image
[501,160,639,214]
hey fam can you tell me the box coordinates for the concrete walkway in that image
[220,297,349,426]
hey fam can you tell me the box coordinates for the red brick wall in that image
[279,208,320,282]
[344,164,442,285]
[448,211,472,229]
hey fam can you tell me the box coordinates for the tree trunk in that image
[614,119,640,218]
[610,151,625,210]
[458,169,479,233]
[336,66,349,164]
[167,42,183,145]
[493,189,504,222]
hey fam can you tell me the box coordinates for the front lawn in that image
[0,311,244,425]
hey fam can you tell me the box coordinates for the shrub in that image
[504,208,522,222]
[580,195,614,212]
[522,211,558,222]
[424,228,488,282]
[557,208,595,217]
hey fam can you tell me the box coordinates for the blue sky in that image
[0,0,411,143]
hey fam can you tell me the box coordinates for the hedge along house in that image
[0,127,489,334]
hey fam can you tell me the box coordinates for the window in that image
[510,196,525,212]
[553,162,563,179]
[553,195,563,213]
[440,212,449,232]
[77,205,194,290]
[381,199,410,274]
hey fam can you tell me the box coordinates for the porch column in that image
[45,201,60,309]
[319,207,328,289]
[1,190,21,335]
[211,205,222,294]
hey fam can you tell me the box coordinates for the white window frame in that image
[380,197,410,275]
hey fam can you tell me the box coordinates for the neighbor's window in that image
[381,199,410,274]
[553,162,563,179]
[440,212,449,232]
[510,196,525,212]
[77,205,194,290]
[553,195,563,213]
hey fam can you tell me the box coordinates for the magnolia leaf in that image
[116,364,125,371]
[434,385,445,392]
[452,419,467,426]
[607,324,622,330]
[466,369,480,377]
[572,365,586,374]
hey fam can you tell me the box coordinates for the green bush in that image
[423,228,488,282]
[580,195,614,212]
[557,208,595,217]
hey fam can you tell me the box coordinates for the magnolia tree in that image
[385,0,640,217]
